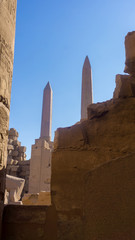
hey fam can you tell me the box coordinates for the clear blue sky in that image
[9,0,135,159]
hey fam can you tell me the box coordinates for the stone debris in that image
[7,128,26,165]
[5,174,25,205]
[6,128,30,197]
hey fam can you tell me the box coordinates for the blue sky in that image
[9,0,135,159]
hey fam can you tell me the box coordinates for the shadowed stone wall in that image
[0,0,17,238]
[2,205,57,240]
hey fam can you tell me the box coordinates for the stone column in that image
[81,56,93,120]
[0,0,17,238]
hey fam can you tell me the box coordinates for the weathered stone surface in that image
[12,150,19,157]
[0,0,17,236]
[6,175,25,204]
[124,31,135,74]
[113,74,135,98]
[18,146,26,153]
[52,97,135,239]
[8,128,18,137]
[22,191,51,206]
[7,144,14,150]
[12,140,20,146]
[6,128,29,197]
[29,138,52,193]
[2,205,57,240]
[8,135,17,140]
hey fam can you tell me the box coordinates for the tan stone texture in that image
[22,191,51,206]
[124,31,135,74]
[52,97,135,239]
[29,138,52,193]
[6,174,25,204]
[0,0,17,236]
[113,74,135,98]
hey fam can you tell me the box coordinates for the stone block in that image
[13,160,18,165]
[6,175,25,204]
[12,150,19,157]
[8,139,13,144]
[113,74,135,99]
[19,160,30,165]
[16,156,23,161]
[8,135,18,141]
[124,31,135,74]
[12,140,21,146]
[18,146,26,153]
[8,128,18,137]
[7,145,14,151]
[8,150,13,156]
[7,159,14,165]
[10,166,19,172]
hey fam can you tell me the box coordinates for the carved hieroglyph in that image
[81,56,93,120]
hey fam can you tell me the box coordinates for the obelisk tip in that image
[83,56,91,68]
[44,82,52,91]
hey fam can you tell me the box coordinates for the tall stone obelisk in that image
[0,0,17,237]
[40,82,52,142]
[81,56,93,120]
[29,82,53,194]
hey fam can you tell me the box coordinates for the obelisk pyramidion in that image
[40,82,52,141]
[81,56,93,120]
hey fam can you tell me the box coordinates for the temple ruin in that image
[0,0,135,239]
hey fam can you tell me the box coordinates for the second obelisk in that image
[81,56,93,120]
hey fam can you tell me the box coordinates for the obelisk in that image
[29,82,53,193]
[81,56,93,120]
[40,82,52,142]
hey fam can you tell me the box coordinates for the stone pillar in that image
[40,82,52,142]
[81,56,93,120]
[0,0,17,238]
[29,138,52,193]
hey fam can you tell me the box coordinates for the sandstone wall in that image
[51,97,135,240]
[2,205,57,240]
[0,0,17,238]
